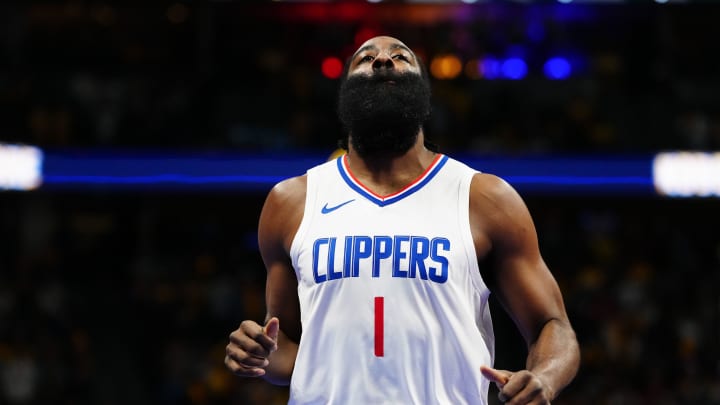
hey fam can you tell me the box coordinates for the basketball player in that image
[225,36,580,404]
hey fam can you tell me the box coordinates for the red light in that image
[321,57,344,79]
[355,27,379,47]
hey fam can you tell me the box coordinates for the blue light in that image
[481,58,502,80]
[501,58,528,80]
[41,150,327,191]
[30,147,662,196]
[544,57,572,80]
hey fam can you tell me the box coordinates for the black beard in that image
[337,70,431,158]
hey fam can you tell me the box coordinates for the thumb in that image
[481,366,511,387]
[264,317,280,342]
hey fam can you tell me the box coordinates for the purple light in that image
[481,58,502,80]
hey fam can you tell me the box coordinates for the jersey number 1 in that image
[374,296,384,357]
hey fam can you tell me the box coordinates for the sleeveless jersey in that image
[288,154,495,404]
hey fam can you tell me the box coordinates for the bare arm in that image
[470,174,580,403]
[225,176,305,386]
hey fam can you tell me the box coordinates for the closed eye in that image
[393,54,410,62]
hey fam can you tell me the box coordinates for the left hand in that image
[481,366,553,404]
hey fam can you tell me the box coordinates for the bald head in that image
[344,36,424,79]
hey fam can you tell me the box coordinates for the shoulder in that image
[266,174,307,207]
[469,172,525,213]
[259,175,307,251]
[469,172,535,242]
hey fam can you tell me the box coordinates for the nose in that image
[372,52,395,71]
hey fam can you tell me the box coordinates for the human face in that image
[337,36,431,158]
[346,36,422,78]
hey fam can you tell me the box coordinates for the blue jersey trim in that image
[336,155,449,207]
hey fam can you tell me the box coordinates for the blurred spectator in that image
[2,3,720,152]
[0,192,718,404]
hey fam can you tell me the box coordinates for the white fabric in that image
[288,154,494,405]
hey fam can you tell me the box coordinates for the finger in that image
[226,350,269,369]
[506,385,545,405]
[239,319,266,339]
[230,332,273,359]
[234,320,264,344]
[224,354,266,377]
[501,371,546,404]
[480,366,511,386]
[226,344,269,368]
[236,322,277,352]
[265,317,280,343]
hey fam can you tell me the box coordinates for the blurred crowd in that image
[1,2,720,153]
[1,1,720,405]
[1,193,718,405]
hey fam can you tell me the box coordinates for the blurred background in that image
[1,0,719,404]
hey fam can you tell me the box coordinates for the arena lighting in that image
[20,147,662,196]
[653,152,720,197]
[480,57,502,80]
[13,146,718,197]
[321,56,343,79]
[544,57,572,80]
[477,58,543,81]
[0,144,43,190]
[39,150,324,192]
[501,58,528,80]
[430,54,463,80]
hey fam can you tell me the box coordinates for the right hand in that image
[225,317,280,377]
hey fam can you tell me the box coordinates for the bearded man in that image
[225,36,580,405]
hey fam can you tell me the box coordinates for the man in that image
[225,36,580,404]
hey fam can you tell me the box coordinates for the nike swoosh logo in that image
[321,199,355,214]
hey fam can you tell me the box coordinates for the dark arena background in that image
[1,1,719,404]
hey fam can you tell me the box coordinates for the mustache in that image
[341,70,424,87]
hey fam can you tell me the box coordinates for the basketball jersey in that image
[288,154,495,405]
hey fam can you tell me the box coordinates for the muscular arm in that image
[470,174,580,400]
[257,176,306,385]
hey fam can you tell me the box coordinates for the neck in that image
[345,131,438,195]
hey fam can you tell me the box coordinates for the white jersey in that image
[288,154,495,405]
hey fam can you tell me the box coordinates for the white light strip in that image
[653,151,720,197]
[0,144,43,191]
